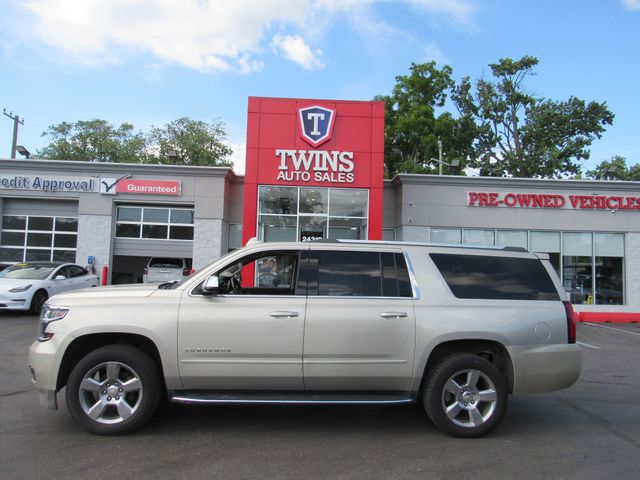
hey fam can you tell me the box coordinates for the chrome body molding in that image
[168,391,416,406]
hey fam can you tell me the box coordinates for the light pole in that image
[437,137,443,175]
[429,157,460,175]
[16,145,30,159]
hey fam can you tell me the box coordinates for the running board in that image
[168,390,416,405]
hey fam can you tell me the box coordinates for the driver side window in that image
[212,251,301,296]
[55,266,71,279]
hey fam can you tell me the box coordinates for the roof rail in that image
[334,239,529,251]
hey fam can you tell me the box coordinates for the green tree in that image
[452,55,615,178]
[37,119,148,163]
[147,117,232,166]
[588,155,640,180]
[376,62,476,176]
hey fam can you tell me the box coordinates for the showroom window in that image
[228,223,243,252]
[0,215,78,263]
[115,206,194,240]
[428,227,625,305]
[257,186,368,242]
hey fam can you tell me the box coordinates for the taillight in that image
[183,267,195,276]
[143,267,148,275]
[563,301,577,344]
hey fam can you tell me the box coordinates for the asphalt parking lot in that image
[1,313,639,480]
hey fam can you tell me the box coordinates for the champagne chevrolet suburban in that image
[28,239,581,437]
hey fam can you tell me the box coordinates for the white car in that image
[0,262,99,314]
[142,257,193,284]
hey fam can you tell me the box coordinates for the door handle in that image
[380,312,408,319]
[269,311,299,318]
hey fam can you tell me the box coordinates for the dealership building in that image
[1,96,640,318]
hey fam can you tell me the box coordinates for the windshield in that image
[0,264,56,280]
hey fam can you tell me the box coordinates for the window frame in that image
[190,249,305,297]
[115,206,195,241]
[256,186,369,242]
[0,214,78,263]
[304,249,416,299]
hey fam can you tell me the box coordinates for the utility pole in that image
[437,137,443,175]
[3,108,24,159]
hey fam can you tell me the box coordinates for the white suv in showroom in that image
[29,240,581,437]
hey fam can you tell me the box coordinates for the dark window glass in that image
[169,226,194,240]
[0,247,23,262]
[55,218,78,232]
[27,233,52,247]
[53,250,76,262]
[26,249,51,261]
[311,251,381,296]
[562,256,592,304]
[69,265,88,277]
[28,217,53,231]
[54,234,77,248]
[381,253,398,297]
[380,253,413,298]
[395,253,413,297]
[116,223,140,238]
[2,216,26,230]
[149,258,183,268]
[142,225,168,239]
[430,253,559,301]
[595,257,623,305]
[1,231,25,246]
[55,266,71,278]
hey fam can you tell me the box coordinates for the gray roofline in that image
[0,158,235,180]
[387,173,640,191]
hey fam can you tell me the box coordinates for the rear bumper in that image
[508,343,582,394]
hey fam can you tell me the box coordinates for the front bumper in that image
[28,333,74,409]
[508,343,582,394]
[0,293,31,310]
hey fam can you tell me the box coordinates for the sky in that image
[0,0,638,175]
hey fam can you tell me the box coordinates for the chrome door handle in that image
[380,312,408,319]
[269,311,299,318]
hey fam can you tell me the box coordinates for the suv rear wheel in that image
[423,353,507,438]
[66,345,161,435]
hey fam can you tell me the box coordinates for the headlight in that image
[9,284,32,293]
[38,304,69,342]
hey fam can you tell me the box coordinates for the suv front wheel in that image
[423,353,507,438]
[66,345,161,435]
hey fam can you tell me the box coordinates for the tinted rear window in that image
[149,258,182,268]
[430,253,559,301]
[305,250,413,297]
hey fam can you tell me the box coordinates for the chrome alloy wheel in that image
[441,368,498,428]
[78,361,144,425]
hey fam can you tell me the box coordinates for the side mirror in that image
[54,275,66,280]
[202,275,221,294]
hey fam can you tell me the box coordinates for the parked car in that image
[28,240,581,437]
[142,257,193,284]
[0,262,99,314]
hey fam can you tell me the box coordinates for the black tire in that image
[423,353,507,438]
[66,345,162,435]
[29,290,48,315]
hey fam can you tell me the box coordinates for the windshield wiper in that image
[157,280,180,289]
